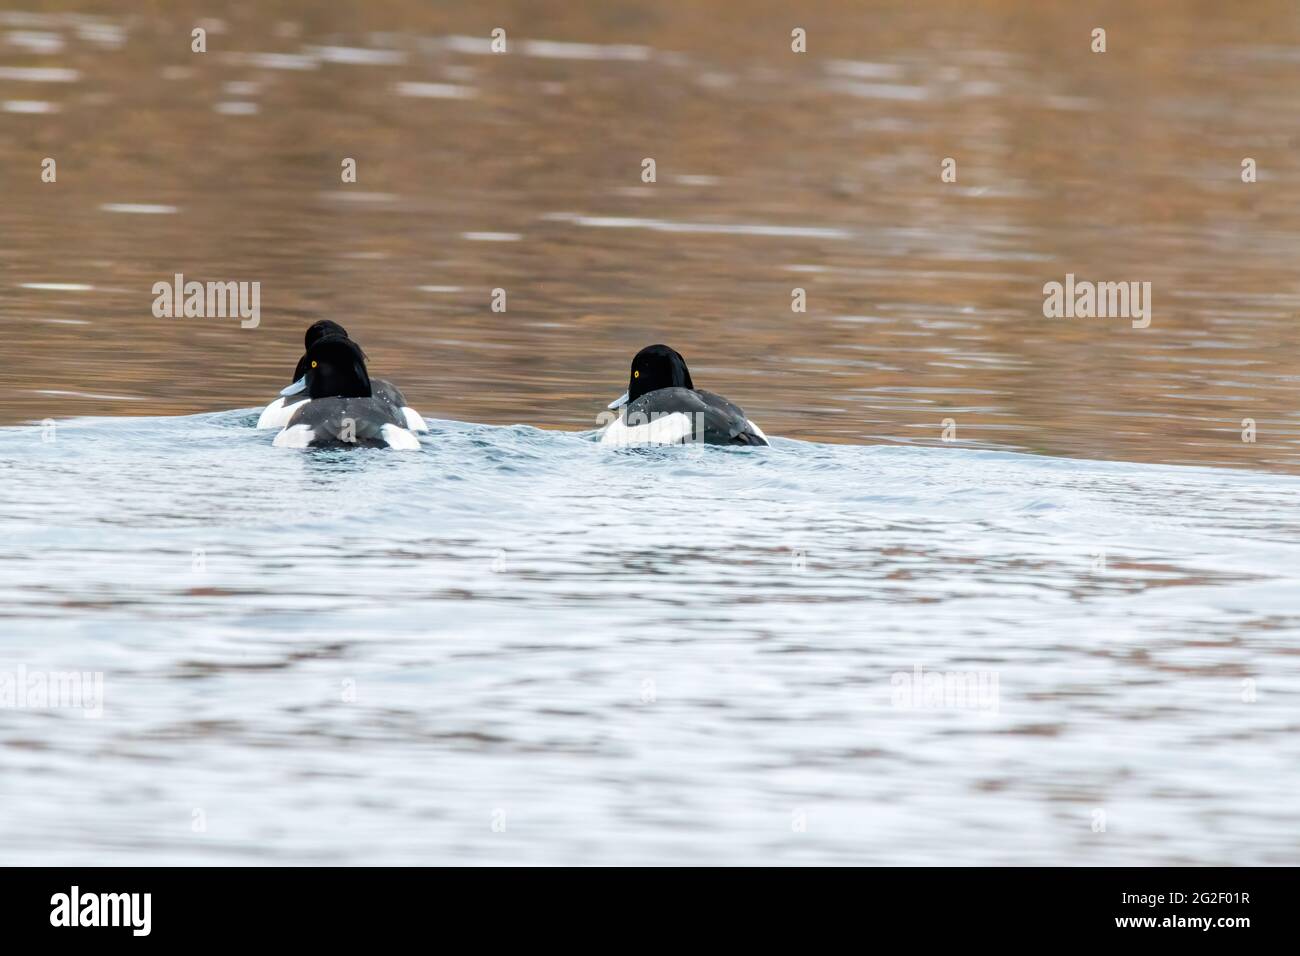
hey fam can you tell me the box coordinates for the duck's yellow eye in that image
[311,360,318,368]
[633,370,640,379]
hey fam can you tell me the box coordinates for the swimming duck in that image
[257,320,427,432]
[600,344,768,446]
[271,334,422,449]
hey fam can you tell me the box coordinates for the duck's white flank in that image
[272,423,315,448]
[600,411,694,446]
[401,407,429,432]
[381,424,422,449]
[256,396,308,430]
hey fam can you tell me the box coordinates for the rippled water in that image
[3,2,1300,469]
[2,413,1299,864]
[3,2,1300,865]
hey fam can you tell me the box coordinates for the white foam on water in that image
[461,232,522,242]
[6,30,64,54]
[542,211,853,240]
[317,191,398,203]
[306,45,406,66]
[2,99,59,113]
[33,389,143,400]
[99,203,179,214]
[825,59,905,80]
[825,79,930,101]
[0,65,79,82]
[214,101,259,115]
[393,81,475,99]
[520,39,651,61]
[227,51,319,71]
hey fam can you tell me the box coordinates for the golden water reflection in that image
[3,0,1299,470]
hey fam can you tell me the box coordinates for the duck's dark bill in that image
[606,391,629,410]
[280,376,307,397]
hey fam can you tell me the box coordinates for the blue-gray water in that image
[2,412,1298,864]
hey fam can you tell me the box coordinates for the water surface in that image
[2,414,1299,864]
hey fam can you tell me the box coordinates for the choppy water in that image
[2,413,1298,864]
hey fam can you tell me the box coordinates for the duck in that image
[256,320,427,432]
[271,334,422,449]
[599,344,768,446]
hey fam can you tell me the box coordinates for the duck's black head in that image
[300,334,372,399]
[305,320,349,349]
[626,344,694,404]
[293,321,363,381]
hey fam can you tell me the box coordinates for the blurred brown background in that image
[3,0,1299,469]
